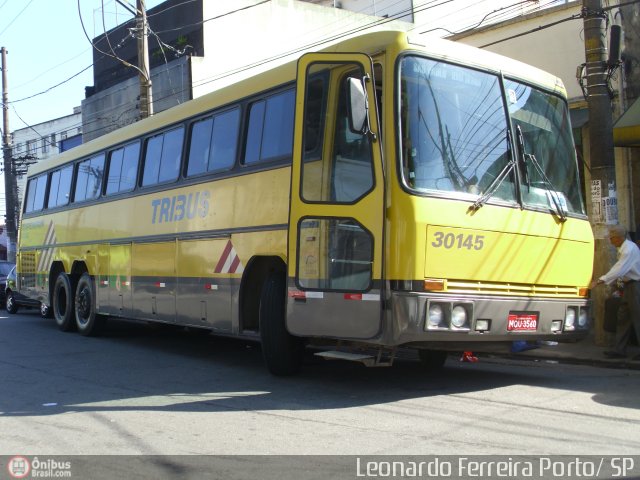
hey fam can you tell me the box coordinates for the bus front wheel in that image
[259,273,303,376]
[53,273,75,332]
[75,273,104,336]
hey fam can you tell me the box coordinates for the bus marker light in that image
[344,293,362,301]
[423,279,445,291]
[155,282,166,288]
[205,284,218,290]
[288,290,306,299]
[578,287,589,297]
[101,280,109,286]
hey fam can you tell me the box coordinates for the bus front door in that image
[287,53,385,340]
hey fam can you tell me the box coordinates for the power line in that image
[10,64,93,104]
[0,0,36,36]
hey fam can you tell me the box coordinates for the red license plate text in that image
[507,313,538,331]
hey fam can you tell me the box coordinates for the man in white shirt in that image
[591,225,640,359]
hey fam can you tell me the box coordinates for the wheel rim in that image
[40,303,48,316]
[7,295,13,310]
[76,286,91,326]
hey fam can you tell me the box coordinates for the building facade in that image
[10,107,82,221]
[82,0,409,141]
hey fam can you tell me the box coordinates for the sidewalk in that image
[497,338,640,370]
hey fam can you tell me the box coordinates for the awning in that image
[614,97,640,147]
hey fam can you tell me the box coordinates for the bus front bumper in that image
[388,291,590,348]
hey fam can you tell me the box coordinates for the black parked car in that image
[5,266,51,317]
[0,261,15,307]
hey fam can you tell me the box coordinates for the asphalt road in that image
[1,310,639,458]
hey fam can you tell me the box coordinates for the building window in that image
[27,140,37,155]
[42,138,49,154]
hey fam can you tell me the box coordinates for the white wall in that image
[444,2,585,103]
[192,0,408,98]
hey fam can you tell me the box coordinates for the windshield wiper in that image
[516,125,567,222]
[469,132,516,211]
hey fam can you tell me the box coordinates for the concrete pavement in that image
[495,337,640,370]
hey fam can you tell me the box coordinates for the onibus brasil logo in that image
[6,456,71,478]
[7,456,30,479]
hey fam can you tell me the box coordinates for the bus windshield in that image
[398,55,585,216]
[505,79,585,216]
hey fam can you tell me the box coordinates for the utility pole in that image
[1,47,17,263]
[137,0,153,119]
[582,0,617,343]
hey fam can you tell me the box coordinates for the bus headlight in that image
[578,308,589,328]
[564,307,576,330]
[451,305,467,328]
[427,304,444,328]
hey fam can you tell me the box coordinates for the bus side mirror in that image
[347,77,368,134]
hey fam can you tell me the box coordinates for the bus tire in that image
[75,273,104,336]
[53,273,75,332]
[418,349,447,370]
[6,291,18,314]
[259,273,303,376]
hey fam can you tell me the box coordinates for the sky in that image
[0,0,566,219]
[0,0,164,128]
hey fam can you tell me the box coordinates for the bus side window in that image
[48,165,73,208]
[74,153,105,202]
[106,141,140,195]
[244,89,295,165]
[187,107,240,177]
[24,174,48,213]
[142,126,184,186]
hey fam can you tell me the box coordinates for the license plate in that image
[507,312,538,331]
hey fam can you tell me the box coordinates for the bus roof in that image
[27,28,565,176]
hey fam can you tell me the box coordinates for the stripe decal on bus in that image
[37,221,57,272]
[214,240,244,274]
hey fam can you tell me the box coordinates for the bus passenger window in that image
[74,153,105,202]
[24,174,48,213]
[187,108,239,177]
[106,142,140,195]
[48,165,73,208]
[244,89,294,164]
[142,126,184,186]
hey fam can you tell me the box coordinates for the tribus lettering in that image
[151,191,210,224]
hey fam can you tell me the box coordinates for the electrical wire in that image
[0,0,36,36]
[6,0,593,156]
[77,0,147,79]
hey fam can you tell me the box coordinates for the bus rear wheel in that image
[259,273,303,376]
[53,273,75,332]
[75,273,104,336]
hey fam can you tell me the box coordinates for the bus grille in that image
[445,280,581,297]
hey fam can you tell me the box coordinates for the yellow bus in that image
[17,29,593,375]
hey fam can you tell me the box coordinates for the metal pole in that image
[583,0,617,344]
[137,0,153,119]
[1,47,17,263]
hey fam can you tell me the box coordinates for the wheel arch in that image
[239,255,286,333]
